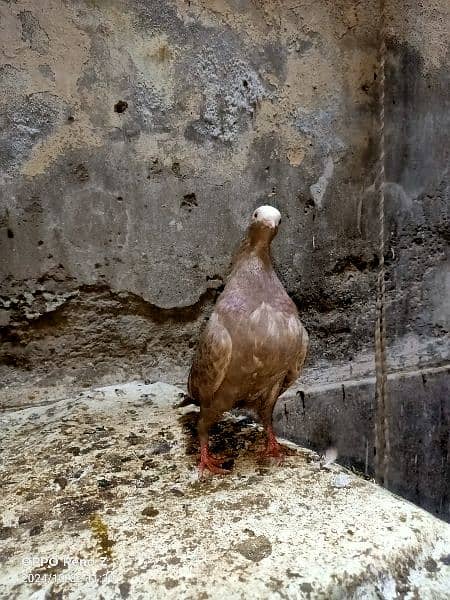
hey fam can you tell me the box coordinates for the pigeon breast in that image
[188,213,308,413]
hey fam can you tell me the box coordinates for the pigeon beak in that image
[261,218,277,229]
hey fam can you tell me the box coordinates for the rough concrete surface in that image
[1,382,450,599]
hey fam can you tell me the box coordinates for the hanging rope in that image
[374,0,389,487]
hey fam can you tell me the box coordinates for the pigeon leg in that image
[199,441,230,476]
[198,407,230,476]
[258,384,285,461]
[261,425,285,461]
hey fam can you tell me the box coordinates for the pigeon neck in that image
[247,222,276,254]
[234,226,274,270]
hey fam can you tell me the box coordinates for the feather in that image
[188,313,232,406]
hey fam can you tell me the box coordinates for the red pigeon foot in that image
[198,443,231,476]
[261,426,285,462]
[203,452,227,466]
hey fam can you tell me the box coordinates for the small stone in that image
[286,568,302,578]
[18,514,32,524]
[331,473,352,488]
[141,475,160,486]
[119,581,131,598]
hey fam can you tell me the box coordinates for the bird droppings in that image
[0,381,449,599]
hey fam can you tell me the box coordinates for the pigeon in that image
[188,206,309,475]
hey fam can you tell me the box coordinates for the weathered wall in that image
[383,1,449,380]
[0,0,448,392]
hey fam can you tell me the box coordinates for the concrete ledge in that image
[1,382,449,599]
[274,364,450,522]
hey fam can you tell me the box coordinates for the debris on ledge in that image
[1,382,449,599]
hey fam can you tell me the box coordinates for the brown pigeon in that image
[188,205,309,475]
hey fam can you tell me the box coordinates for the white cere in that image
[252,205,282,227]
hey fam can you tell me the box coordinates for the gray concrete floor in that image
[1,382,450,599]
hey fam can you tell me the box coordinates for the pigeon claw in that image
[198,444,231,477]
[261,444,285,461]
[260,427,285,464]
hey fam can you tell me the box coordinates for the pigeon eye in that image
[254,211,258,218]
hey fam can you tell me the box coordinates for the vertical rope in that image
[374,0,389,487]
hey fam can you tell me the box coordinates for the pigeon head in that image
[251,205,281,229]
[248,205,281,245]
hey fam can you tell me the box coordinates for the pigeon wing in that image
[281,325,309,395]
[188,312,232,405]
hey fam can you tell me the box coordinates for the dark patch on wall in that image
[0,92,66,174]
[381,39,449,347]
[114,100,128,114]
[385,39,450,197]
[18,10,50,54]
[0,284,220,387]
[181,193,198,210]
[38,64,55,80]
[71,163,90,182]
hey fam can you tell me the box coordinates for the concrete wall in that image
[0,0,376,386]
[0,2,448,390]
